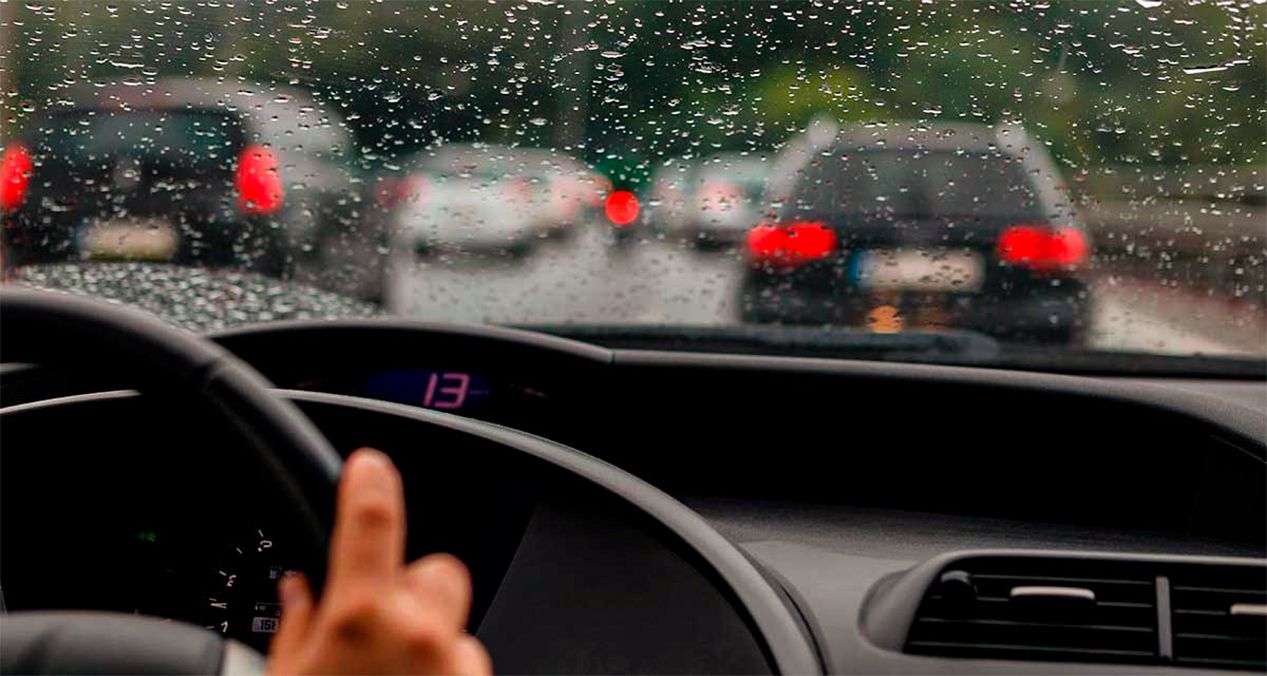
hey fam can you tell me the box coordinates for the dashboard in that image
[2,319,1264,673]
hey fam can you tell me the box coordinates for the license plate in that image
[80,218,179,261]
[853,248,985,293]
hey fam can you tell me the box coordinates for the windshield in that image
[786,150,1045,221]
[2,1,1263,374]
[34,110,243,166]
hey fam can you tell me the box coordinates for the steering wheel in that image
[0,288,343,674]
[0,289,822,674]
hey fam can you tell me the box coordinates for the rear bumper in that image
[740,273,1091,343]
[1,210,288,272]
[658,216,751,245]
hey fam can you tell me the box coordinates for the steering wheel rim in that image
[0,288,343,673]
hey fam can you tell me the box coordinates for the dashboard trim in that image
[277,389,823,676]
[612,349,1267,453]
[210,319,615,363]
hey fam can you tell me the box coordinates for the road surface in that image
[387,221,1264,359]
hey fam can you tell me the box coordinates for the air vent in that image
[906,557,1159,664]
[904,556,1266,670]
[1170,564,1267,670]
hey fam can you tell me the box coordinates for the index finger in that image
[327,448,407,588]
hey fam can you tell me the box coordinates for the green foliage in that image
[3,0,1263,181]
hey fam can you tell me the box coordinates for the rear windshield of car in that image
[697,161,769,199]
[32,109,243,167]
[785,150,1046,222]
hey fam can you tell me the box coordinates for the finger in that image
[403,553,472,631]
[447,635,493,676]
[269,573,313,657]
[328,448,407,586]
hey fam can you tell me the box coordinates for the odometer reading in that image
[202,529,292,650]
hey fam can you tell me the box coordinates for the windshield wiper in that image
[522,324,1002,364]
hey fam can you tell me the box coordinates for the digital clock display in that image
[365,369,491,411]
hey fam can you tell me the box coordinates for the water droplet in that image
[1134,0,1162,7]
[1182,64,1229,75]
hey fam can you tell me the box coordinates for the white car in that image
[645,153,771,248]
[389,145,549,257]
[388,144,605,257]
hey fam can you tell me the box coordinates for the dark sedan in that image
[740,122,1091,344]
[0,78,388,301]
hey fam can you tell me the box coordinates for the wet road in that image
[387,221,1264,358]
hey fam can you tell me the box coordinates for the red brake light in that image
[996,224,1088,273]
[591,175,614,207]
[374,177,401,208]
[747,221,837,268]
[502,176,531,203]
[376,174,427,209]
[605,190,640,226]
[398,174,428,204]
[1,143,33,212]
[235,144,284,216]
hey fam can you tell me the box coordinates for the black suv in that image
[0,78,387,300]
[741,122,1091,344]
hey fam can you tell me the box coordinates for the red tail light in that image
[376,174,428,209]
[235,144,284,216]
[747,221,837,268]
[996,224,1088,273]
[1,143,33,212]
[591,175,614,207]
[374,177,401,209]
[398,174,428,204]
[695,181,744,210]
[605,190,640,226]
[502,177,531,203]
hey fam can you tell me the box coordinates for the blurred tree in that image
[2,0,1262,182]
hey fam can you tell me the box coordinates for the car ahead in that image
[511,147,609,237]
[0,78,388,302]
[645,153,770,249]
[740,121,1091,344]
[384,144,605,259]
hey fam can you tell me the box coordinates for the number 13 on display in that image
[423,372,471,409]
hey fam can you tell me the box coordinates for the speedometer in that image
[200,528,295,651]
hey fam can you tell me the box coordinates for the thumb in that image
[269,573,314,660]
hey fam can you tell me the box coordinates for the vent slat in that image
[1177,633,1265,643]
[917,620,1155,635]
[973,574,1153,586]
[907,640,1157,661]
[1177,657,1267,669]
[1173,586,1266,596]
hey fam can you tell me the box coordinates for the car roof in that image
[406,143,591,176]
[828,121,1019,153]
[57,78,320,115]
[41,78,352,153]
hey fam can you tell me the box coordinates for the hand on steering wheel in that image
[267,449,492,676]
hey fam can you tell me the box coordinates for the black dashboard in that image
[2,319,1264,673]
[206,321,1267,546]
